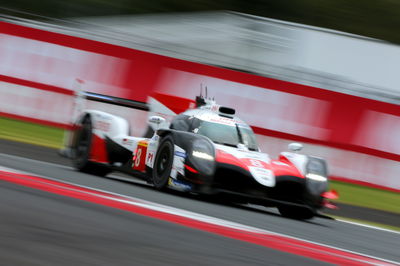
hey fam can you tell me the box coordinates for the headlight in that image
[306,173,327,182]
[306,157,328,177]
[192,150,214,161]
[305,157,328,196]
[189,139,215,176]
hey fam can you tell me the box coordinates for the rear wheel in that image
[278,205,315,220]
[152,136,174,190]
[72,116,111,177]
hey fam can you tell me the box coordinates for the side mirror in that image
[288,142,303,152]
[148,116,165,126]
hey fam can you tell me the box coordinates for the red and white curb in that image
[0,166,398,266]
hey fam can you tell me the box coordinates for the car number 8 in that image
[135,148,142,167]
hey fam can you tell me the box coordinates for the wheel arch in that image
[71,110,130,164]
[70,112,111,176]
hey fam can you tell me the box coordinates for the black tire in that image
[152,136,174,190]
[72,116,111,177]
[278,205,315,220]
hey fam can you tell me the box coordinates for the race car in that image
[67,94,338,220]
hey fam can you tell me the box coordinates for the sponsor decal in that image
[96,113,112,120]
[249,159,264,168]
[176,162,185,175]
[171,166,178,179]
[174,151,186,158]
[168,178,193,192]
[148,140,157,149]
[146,152,154,165]
[94,120,111,132]
[138,140,149,147]
[209,117,236,126]
[249,167,275,187]
[173,146,186,176]
[272,161,289,166]
[122,138,134,146]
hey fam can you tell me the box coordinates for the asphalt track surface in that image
[2,139,398,227]
[1,140,400,265]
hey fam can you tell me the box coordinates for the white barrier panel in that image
[0,81,73,125]
[0,33,130,98]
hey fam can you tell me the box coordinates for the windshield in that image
[196,121,259,151]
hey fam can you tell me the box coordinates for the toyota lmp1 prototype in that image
[67,95,338,220]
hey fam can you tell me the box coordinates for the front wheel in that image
[278,205,315,220]
[152,136,174,190]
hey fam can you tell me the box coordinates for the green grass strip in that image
[330,180,400,214]
[0,117,65,149]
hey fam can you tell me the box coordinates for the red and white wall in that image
[0,21,399,192]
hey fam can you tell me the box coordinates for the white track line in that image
[336,219,400,235]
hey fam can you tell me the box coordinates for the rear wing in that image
[60,79,150,157]
[71,79,148,125]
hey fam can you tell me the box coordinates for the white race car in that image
[65,94,338,220]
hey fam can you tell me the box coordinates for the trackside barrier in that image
[0,21,399,192]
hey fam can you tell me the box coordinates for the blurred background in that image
[2,0,400,44]
[0,0,399,223]
[2,0,400,103]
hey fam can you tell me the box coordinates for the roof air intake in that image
[219,106,235,116]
